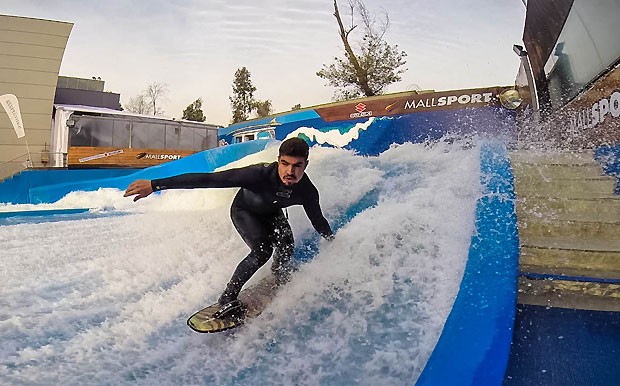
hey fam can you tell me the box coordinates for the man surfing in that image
[124,137,334,320]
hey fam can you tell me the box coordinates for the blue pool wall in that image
[0,169,138,204]
[416,142,520,385]
[221,106,516,156]
[0,136,522,384]
[0,140,273,204]
[594,143,620,193]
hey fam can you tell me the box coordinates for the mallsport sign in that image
[404,92,495,110]
[535,64,620,148]
[314,87,506,122]
[136,152,183,161]
[568,90,620,131]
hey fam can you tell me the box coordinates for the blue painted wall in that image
[0,140,273,204]
[594,143,620,194]
[0,169,138,204]
[221,107,516,156]
[28,140,273,204]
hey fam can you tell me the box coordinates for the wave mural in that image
[220,86,520,155]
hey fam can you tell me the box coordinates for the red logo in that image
[354,103,367,113]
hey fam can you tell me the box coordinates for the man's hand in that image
[124,180,154,202]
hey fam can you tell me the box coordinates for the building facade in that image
[1,14,220,181]
[517,0,620,148]
[0,14,73,179]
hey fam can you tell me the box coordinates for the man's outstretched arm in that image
[123,164,267,202]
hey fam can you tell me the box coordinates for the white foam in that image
[0,139,480,385]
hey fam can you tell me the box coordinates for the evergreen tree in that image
[254,99,273,118]
[182,98,206,122]
[230,67,257,123]
[317,0,407,100]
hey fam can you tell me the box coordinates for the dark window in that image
[69,117,93,146]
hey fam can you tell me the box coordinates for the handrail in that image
[0,152,33,166]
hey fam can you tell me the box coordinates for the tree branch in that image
[333,0,373,96]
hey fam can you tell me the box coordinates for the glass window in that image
[69,117,94,146]
[580,1,620,66]
[207,129,218,149]
[112,120,130,147]
[545,0,620,109]
[165,124,180,149]
[194,128,207,151]
[132,122,149,148]
[148,123,166,149]
[178,127,194,150]
[90,118,114,147]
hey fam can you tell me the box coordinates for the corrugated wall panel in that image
[0,14,72,179]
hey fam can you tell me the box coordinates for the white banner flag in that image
[0,94,25,138]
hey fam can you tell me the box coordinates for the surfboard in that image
[187,275,279,333]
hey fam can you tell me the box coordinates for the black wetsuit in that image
[151,162,333,304]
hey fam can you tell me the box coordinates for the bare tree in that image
[145,82,168,115]
[124,94,152,115]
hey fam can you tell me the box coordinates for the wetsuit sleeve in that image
[150,164,265,191]
[303,185,334,239]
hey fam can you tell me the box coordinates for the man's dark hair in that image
[279,137,309,159]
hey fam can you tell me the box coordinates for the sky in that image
[3,0,526,126]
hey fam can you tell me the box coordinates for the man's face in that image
[277,155,308,186]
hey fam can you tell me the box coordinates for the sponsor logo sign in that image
[384,101,398,112]
[531,65,620,148]
[136,152,182,161]
[0,94,25,138]
[568,90,620,132]
[315,87,505,122]
[79,149,124,163]
[350,103,373,118]
[68,147,193,167]
[403,92,494,110]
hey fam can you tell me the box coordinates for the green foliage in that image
[182,98,206,122]
[317,0,407,101]
[291,103,302,110]
[253,99,273,117]
[230,67,257,124]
